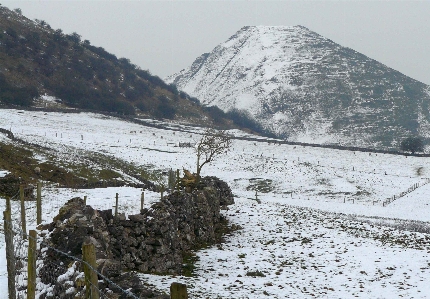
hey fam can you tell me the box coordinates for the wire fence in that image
[2,218,143,299]
[0,187,178,299]
[383,177,430,206]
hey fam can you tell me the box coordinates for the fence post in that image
[141,192,144,212]
[84,195,87,206]
[3,208,16,299]
[6,196,10,215]
[82,242,100,299]
[176,169,180,190]
[36,182,42,225]
[115,193,119,218]
[20,184,27,239]
[27,230,37,299]
[170,282,188,299]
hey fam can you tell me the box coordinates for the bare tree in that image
[195,129,232,179]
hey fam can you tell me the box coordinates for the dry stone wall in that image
[38,176,234,297]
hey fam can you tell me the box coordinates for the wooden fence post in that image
[20,184,27,239]
[36,182,42,225]
[27,230,37,299]
[176,169,180,191]
[170,282,188,299]
[82,242,100,299]
[115,193,119,217]
[84,195,87,206]
[141,192,144,211]
[3,208,16,299]
[6,197,10,215]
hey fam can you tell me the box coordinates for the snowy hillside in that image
[167,26,430,150]
[1,109,430,298]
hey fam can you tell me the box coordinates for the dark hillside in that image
[0,5,235,127]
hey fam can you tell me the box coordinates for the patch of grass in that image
[0,142,38,181]
[316,178,330,186]
[354,190,371,196]
[301,237,312,244]
[181,252,200,277]
[0,140,162,190]
[280,260,294,267]
[246,270,266,277]
[0,142,85,193]
[246,178,274,193]
[317,191,352,196]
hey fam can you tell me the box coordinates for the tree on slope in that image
[400,136,424,154]
[195,129,232,179]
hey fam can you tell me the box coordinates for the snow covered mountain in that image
[166,25,430,150]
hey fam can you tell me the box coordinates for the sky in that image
[2,0,430,85]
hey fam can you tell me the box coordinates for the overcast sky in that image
[2,0,430,85]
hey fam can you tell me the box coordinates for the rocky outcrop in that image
[38,176,234,297]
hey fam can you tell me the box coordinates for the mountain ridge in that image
[167,25,430,150]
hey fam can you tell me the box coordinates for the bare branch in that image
[195,129,232,178]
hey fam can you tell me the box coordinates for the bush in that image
[108,99,135,115]
[204,105,226,124]
[134,80,153,97]
[155,105,175,119]
[0,74,38,106]
[67,32,81,44]
[227,109,261,131]
[6,27,17,38]
[400,136,424,154]
[245,270,266,277]
[135,101,149,112]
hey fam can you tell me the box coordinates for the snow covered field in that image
[0,109,430,298]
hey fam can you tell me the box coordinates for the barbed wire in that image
[2,192,144,299]
[39,238,141,299]
[2,215,141,299]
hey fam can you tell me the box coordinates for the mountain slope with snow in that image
[167,25,430,150]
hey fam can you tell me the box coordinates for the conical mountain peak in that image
[166,26,430,150]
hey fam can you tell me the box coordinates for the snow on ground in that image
[141,199,430,298]
[1,109,430,298]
